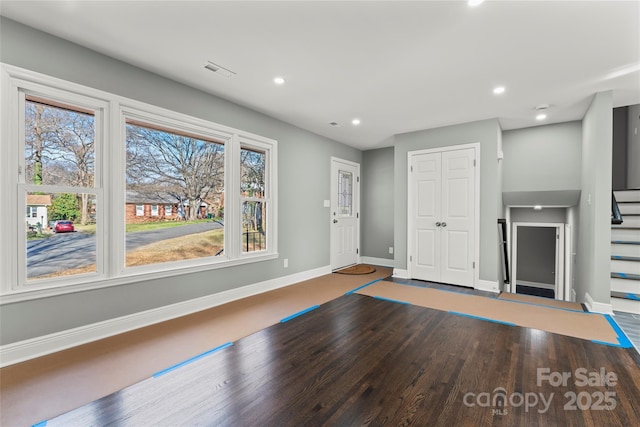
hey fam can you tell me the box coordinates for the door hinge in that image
[357,248,359,254]
[410,255,413,262]
[411,165,413,172]
[357,212,359,219]
[472,261,476,269]
[357,176,360,183]
[473,159,476,167]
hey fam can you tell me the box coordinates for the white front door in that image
[409,147,476,287]
[331,158,360,270]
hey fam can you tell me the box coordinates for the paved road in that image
[27,221,223,278]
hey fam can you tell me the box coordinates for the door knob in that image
[435,222,441,227]
[333,219,338,223]
[441,222,447,227]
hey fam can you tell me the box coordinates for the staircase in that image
[611,189,640,314]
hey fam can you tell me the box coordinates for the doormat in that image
[335,265,376,275]
[355,281,628,347]
[498,291,585,312]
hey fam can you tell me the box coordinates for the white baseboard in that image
[0,265,332,368]
[584,292,614,315]
[476,279,500,293]
[392,268,409,279]
[359,256,394,268]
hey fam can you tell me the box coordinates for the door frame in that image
[330,157,361,270]
[407,142,480,287]
[510,222,566,301]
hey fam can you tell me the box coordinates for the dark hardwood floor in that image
[47,294,640,426]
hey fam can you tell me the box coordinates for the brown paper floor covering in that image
[356,281,619,345]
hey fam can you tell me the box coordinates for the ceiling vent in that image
[204,61,236,78]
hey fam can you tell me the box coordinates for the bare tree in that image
[25,99,95,224]
[126,123,224,221]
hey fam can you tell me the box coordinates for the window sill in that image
[0,252,278,305]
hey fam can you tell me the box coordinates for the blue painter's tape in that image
[449,311,517,327]
[32,421,47,427]
[601,315,633,348]
[345,278,383,295]
[153,342,233,378]
[373,296,410,305]
[280,305,320,323]
[626,293,640,301]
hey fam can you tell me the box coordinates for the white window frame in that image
[135,205,144,216]
[0,64,278,303]
[164,205,173,217]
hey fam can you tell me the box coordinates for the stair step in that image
[611,243,640,257]
[611,260,640,275]
[611,255,640,262]
[614,189,640,202]
[611,272,640,280]
[611,277,640,294]
[611,228,640,241]
[618,203,640,215]
[611,291,640,300]
[613,216,640,227]
[611,296,640,314]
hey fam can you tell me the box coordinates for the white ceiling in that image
[2,1,639,150]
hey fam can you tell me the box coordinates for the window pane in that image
[26,191,97,280]
[241,148,265,197]
[242,201,266,253]
[25,98,95,187]
[125,121,225,267]
[338,170,353,216]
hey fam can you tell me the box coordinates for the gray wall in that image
[502,122,582,193]
[516,226,556,285]
[612,107,628,189]
[628,104,640,188]
[0,18,362,344]
[394,119,501,283]
[361,147,394,260]
[575,91,613,304]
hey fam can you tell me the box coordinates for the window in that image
[20,95,101,283]
[241,147,267,253]
[1,65,277,300]
[124,118,225,268]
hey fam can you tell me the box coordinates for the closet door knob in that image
[441,222,447,227]
[435,222,441,227]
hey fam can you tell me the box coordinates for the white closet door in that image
[440,148,475,287]
[411,152,441,282]
[410,147,476,287]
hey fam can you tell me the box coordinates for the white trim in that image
[0,264,331,367]
[359,256,394,268]
[392,268,410,279]
[476,279,500,293]
[584,292,614,315]
[611,297,640,315]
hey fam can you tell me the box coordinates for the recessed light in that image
[273,77,285,85]
[468,0,485,6]
[352,118,361,126]
[493,86,505,95]
[536,113,547,121]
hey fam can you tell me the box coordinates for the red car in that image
[54,220,74,233]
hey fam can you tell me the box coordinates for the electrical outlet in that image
[389,247,394,254]
[284,258,288,268]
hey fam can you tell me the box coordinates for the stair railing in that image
[611,191,623,225]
